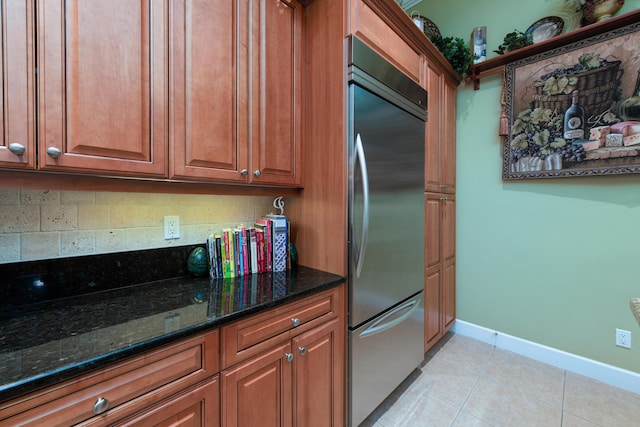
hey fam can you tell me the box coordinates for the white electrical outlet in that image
[164,215,180,240]
[616,328,631,348]
[164,314,181,333]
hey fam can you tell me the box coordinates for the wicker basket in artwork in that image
[532,60,623,120]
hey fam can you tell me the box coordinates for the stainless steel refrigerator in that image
[347,36,426,426]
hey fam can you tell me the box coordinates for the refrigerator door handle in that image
[355,133,370,279]
[358,294,422,339]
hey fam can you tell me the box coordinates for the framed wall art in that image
[503,19,640,179]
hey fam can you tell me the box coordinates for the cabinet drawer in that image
[113,376,219,427]
[221,287,341,368]
[0,330,219,427]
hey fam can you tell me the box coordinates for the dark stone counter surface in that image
[0,246,344,404]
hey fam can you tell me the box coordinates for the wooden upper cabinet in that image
[425,62,443,193]
[171,0,302,186]
[443,80,456,194]
[0,0,35,169]
[170,0,247,183]
[249,0,302,186]
[37,0,167,177]
[349,0,423,85]
[425,62,456,194]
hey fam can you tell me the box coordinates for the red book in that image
[255,218,272,272]
[255,228,265,273]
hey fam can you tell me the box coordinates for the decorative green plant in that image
[494,30,533,55]
[432,36,472,75]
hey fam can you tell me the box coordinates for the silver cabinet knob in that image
[93,397,110,415]
[291,318,300,327]
[298,346,307,355]
[285,352,294,362]
[46,147,62,159]
[254,170,261,177]
[8,143,25,155]
[240,169,248,176]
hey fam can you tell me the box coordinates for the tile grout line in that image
[449,341,497,426]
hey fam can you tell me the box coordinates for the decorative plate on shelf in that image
[411,13,442,41]
[525,16,564,43]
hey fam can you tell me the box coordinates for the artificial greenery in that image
[432,36,472,75]
[494,30,533,55]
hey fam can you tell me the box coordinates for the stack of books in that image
[206,214,290,279]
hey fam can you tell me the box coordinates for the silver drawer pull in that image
[285,352,294,362]
[93,397,110,415]
[291,318,300,327]
[298,346,307,355]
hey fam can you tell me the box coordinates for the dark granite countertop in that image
[0,246,344,404]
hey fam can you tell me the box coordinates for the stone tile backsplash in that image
[0,189,275,263]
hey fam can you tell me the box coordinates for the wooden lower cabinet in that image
[0,330,219,427]
[292,318,344,427]
[221,286,345,427]
[0,286,345,427]
[424,193,456,352]
[113,377,219,427]
[424,264,441,346]
[221,342,292,427]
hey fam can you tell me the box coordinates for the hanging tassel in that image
[498,70,509,136]
[499,110,509,136]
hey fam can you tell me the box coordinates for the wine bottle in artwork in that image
[563,90,585,140]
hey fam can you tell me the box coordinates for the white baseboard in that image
[452,320,640,395]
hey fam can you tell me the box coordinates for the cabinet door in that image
[249,0,302,186]
[425,64,457,194]
[221,342,293,427]
[443,79,457,194]
[442,195,455,263]
[0,0,35,169]
[443,258,456,331]
[424,264,441,352]
[424,192,442,268]
[169,0,248,182]
[113,377,219,427]
[292,318,344,427]
[349,0,422,84]
[425,63,443,193]
[38,0,167,177]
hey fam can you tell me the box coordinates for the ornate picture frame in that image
[503,20,640,179]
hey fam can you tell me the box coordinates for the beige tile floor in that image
[360,333,640,427]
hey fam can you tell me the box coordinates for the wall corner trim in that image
[452,320,640,395]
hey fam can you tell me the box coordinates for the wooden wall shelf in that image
[466,8,640,90]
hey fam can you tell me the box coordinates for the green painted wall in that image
[413,0,640,373]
